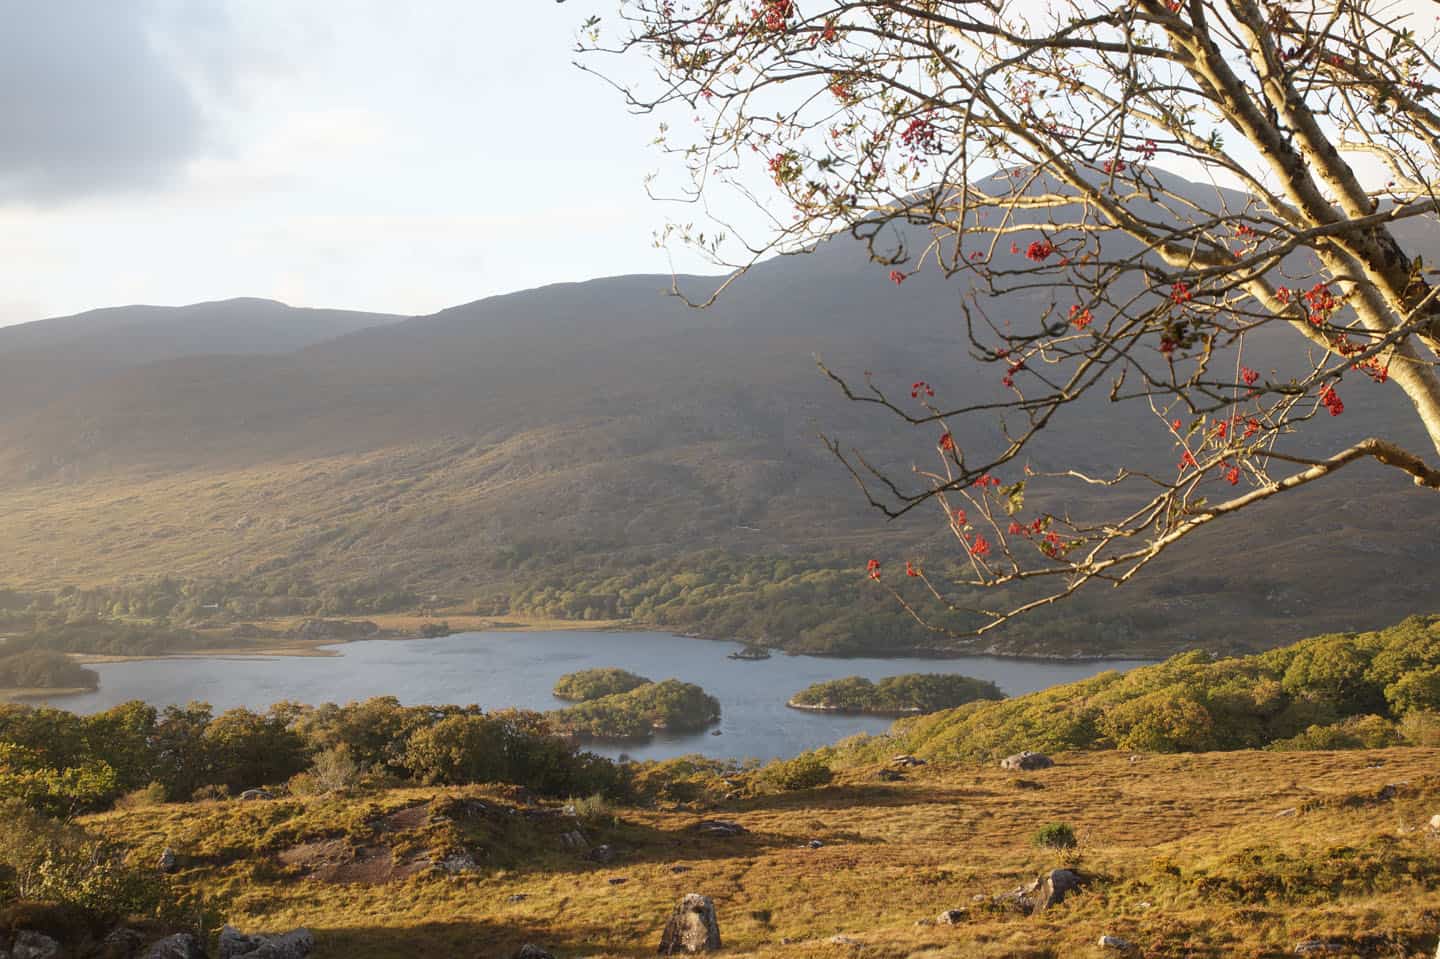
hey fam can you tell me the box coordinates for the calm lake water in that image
[39,630,1152,761]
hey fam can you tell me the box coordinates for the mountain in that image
[0,177,1436,656]
[0,298,404,421]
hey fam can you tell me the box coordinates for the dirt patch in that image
[376,802,430,833]
[278,839,428,885]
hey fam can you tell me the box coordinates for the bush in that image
[113,782,167,811]
[1033,822,1078,850]
[760,754,832,791]
[309,743,363,794]
[789,673,1003,714]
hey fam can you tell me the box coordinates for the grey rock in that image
[890,755,926,767]
[691,820,747,837]
[586,844,616,864]
[670,865,691,874]
[999,751,1053,771]
[996,869,1084,914]
[1429,813,1440,830]
[12,932,61,959]
[557,830,589,852]
[1099,934,1134,951]
[506,894,528,903]
[514,947,554,959]
[876,768,905,782]
[828,936,862,947]
[1293,940,1344,955]
[806,839,824,849]
[438,851,478,873]
[218,926,314,959]
[657,893,721,954]
[157,847,178,873]
[937,909,966,925]
[238,789,273,802]
[143,934,207,959]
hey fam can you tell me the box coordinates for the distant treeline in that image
[830,615,1440,764]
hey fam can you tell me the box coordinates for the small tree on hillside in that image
[585,0,1440,636]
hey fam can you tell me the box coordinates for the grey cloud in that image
[0,1,223,203]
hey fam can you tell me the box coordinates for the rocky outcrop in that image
[238,789,273,802]
[513,948,554,959]
[657,894,721,954]
[218,926,314,959]
[156,848,178,874]
[999,751,1053,771]
[1099,934,1134,951]
[890,755,927,768]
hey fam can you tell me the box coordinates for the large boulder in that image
[218,926,314,959]
[657,894,721,954]
[157,848,178,874]
[143,934,207,959]
[999,752,1053,771]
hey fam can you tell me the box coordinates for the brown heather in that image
[84,748,1440,958]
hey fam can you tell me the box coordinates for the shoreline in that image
[785,699,923,717]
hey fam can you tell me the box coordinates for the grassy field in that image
[86,748,1440,958]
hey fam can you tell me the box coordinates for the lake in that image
[37,630,1153,761]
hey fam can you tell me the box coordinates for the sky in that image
[0,0,722,326]
[2,1,1435,327]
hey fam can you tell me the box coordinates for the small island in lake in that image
[0,649,100,697]
[552,667,653,701]
[728,645,771,661]
[547,674,721,742]
[787,673,1004,716]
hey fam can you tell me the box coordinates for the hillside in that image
[0,174,1437,656]
[53,750,1440,958]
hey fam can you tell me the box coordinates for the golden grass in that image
[85,748,1440,958]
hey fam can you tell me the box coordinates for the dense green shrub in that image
[760,754,833,791]
[1033,823,1077,849]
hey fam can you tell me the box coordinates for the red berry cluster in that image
[866,558,881,580]
[1025,240,1054,262]
[753,0,793,31]
[1170,281,1192,305]
[899,117,939,151]
[1302,283,1339,326]
[1069,305,1093,329]
[938,432,955,451]
[890,270,907,285]
[1319,384,1344,416]
[911,380,934,398]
